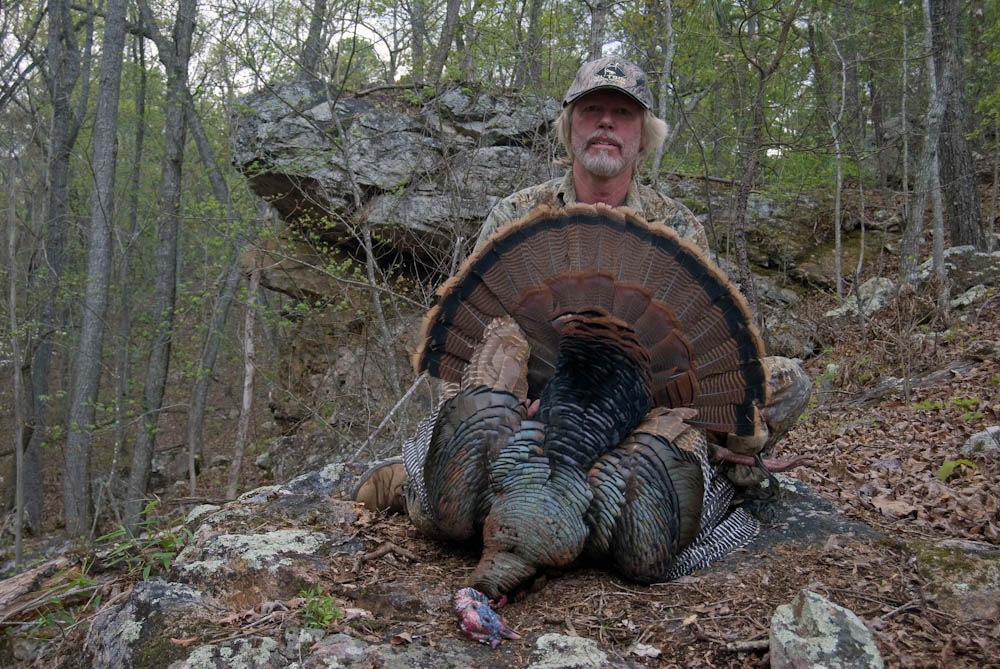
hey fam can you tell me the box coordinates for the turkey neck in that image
[537,312,654,469]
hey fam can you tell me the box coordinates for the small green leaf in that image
[938,458,977,481]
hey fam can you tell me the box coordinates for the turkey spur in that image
[404,204,784,647]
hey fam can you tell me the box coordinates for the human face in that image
[570,90,643,178]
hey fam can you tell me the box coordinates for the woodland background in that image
[1,0,997,571]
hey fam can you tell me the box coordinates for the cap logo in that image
[596,63,627,84]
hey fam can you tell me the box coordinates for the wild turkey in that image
[403,204,777,646]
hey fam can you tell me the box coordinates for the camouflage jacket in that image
[474,172,708,252]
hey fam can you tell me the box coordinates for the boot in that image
[352,458,408,513]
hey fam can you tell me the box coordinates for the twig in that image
[822,587,902,609]
[352,373,427,460]
[164,496,227,506]
[725,639,770,652]
[351,542,418,575]
[881,599,921,620]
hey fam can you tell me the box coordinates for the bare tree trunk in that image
[830,37,847,299]
[900,0,910,224]
[519,0,544,91]
[63,0,128,538]
[300,0,329,78]
[583,0,608,60]
[732,0,802,325]
[7,156,25,566]
[868,70,887,190]
[929,0,984,249]
[407,0,428,85]
[651,0,674,190]
[227,257,260,500]
[9,0,85,533]
[733,104,764,323]
[930,151,948,309]
[428,0,462,86]
[900,0,951,284]
[101,30,147,528]
[179,55,239,494]
[125,0,197,532]
[991,117,998,253]
[187,248,244,494]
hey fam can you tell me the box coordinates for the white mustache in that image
[586,131,623,148]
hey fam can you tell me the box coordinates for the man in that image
[354,57,811,506]
[475,56,707,252]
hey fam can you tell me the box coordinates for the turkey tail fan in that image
[414,204,769,437]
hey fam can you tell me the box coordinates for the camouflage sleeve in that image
[669,206,709,253]
[474,196,520,252]
[650,191,708,253]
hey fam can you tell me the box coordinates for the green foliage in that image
[28,558,99,637]
[938,458,976,482]
[948,397,984,421]
[333,37,384,90]
[912,397,984,422]
[96,501,192,580]
[298,585,343,629]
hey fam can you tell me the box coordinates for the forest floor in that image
[2,248,999,668]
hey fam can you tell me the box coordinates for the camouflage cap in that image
[563,56,654,110]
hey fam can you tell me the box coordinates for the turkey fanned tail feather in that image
[414,204,769,437]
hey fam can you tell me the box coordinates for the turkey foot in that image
[454,587,520,648]
[709,445,811,472]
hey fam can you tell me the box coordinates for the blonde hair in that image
[554,102,668,166]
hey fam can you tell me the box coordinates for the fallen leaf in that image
[342,607,372,621]
[259,600,288,614]
[871,495,918,519]
[631,643,662,657]
[170,637,200,647]
[682,614,698,626]
[391,632,413,645]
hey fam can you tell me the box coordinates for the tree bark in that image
[300,0,328,78]
[519,0,544,91]
[101,30,147,527]
[8,0,85,533]
[407,0,428,84]
[125,0,197,532]
[585,0,608,60]
[227,254,260,500]
[900,0,952,284]
[731,0,802,325]
[900,0,910,224]
[930,151,948,309]
[187,242,245,494]
[929,0,984,249]
[7,155,25,566]
[63,0,128,538]
[650,0,674,189]
[428,0,462,86]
